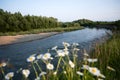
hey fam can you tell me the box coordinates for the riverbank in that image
[90,31,120,80]
[0,27,83,36]
[0,32,59,46]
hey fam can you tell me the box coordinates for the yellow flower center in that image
[7,73,13,78]
[92,68,97,73]
[44,54,48,58]
[29,57,33,61]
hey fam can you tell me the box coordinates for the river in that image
[0,28,111,79]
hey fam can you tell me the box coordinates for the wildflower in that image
[63,71,66,74]
[73,48,80,51]
[52,46,58,50]
[39,71,46,76]
[27,56,35,62]
[83,58,87,61]
[83,50,89,56]
[82,65,89,70]
[53,71,57,75]
[22,69,30,78]
[99,74,105,78]
[50,57,53,60]
[37,54,43,59]
[76,71,83,76]
[98,78,103,80]
[30,54,36,57]
[35,77,40,80]
[42,53,51,60]
[84,53,89,56]
[0,62,7,67]
[73,42,79,46]
[64,50,69,55]
[46,63,54,70]
[107,66,115,71]
[89,67,100,76]
[63,42,70,47]
[56,50,65,57]
[87,58,98,62]
[69,60,75,68]
[5,72,14,80]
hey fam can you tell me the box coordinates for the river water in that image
[0,28,111,79]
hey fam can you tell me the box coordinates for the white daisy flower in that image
[35,77,40,80]
[0,62,7,67]
[5,72,14,80]
[30,54,36,57]
[87,58,98,62]
[37,54,43,59]
[64,50,69,55]
[27,56,35,62]
[57,50,65,57]
[98,78,103,80]
[53,71,57,75]
[73,43,79,46]
[46,63,54,70]
[82,65,89,70]
[88,67,100,76]
[42,53,51,60]
[63,42,70,47]
[63,71,66,74]
[73,48,80,51]
[107,66,115,71]
[99,73,105,78]
[76,71,83,76]
[52,46,58,50]
[83,58,87,61]
[22,69,30,78]
[69,60,75,68]
[39,71,46,76]
[83,50,89,56]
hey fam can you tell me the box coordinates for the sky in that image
[0,0,120,22]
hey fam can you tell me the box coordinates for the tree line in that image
[0,8,119,33]
[73,19,120,30]
[0,9,80,33]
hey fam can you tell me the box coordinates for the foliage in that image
[91,32,120,80]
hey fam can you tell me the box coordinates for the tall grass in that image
[91,31,120,80]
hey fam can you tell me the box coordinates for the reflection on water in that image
[0,28,111,79]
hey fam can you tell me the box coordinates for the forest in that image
[0,8,120,33]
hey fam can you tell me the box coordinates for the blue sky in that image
[0,0,120,22]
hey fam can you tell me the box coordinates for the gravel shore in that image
[0,32,59,46]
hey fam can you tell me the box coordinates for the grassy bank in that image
[91,31,120,80]
[0,26,83,36]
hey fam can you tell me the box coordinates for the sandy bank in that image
[0,32,59,46]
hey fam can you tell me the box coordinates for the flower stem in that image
[56,57,62,72]
[1,67,5,79]
[35,62,46,80]
[32,62,38,78]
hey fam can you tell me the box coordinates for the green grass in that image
[0,27,83,36]
[91,31,120,80]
